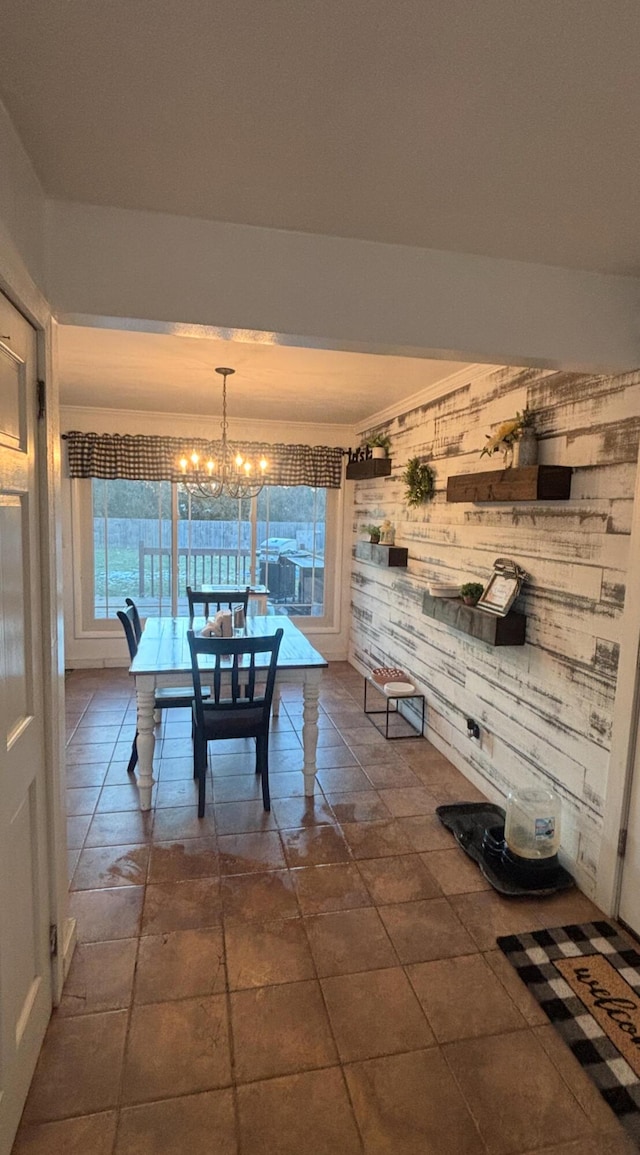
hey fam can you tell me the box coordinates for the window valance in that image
[63,431,345,489]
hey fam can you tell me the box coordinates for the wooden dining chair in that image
[187,627,283,817]
[186,585,251,625]
[117,604,209,775]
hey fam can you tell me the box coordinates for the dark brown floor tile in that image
[214,800,277,835]
[12,1111,117,1155]
[522,1135,638,1155]
[361,761,423,788]
[271,795,336,829]
[305,907,397,976]
[122,996,231,1103]
[315,765,370,792]
[152,806,217,841]
[23,1011,127,1123]
[225,917,315,989]
[396,814,458,851]
[345,1048,486,1154]
[280,824,351,867]
[237,1068,362,1155]
[379,897,476,963]
[66,764,109,789]
[67,814,91,850]
[267,771,307,797]
[377,786,438,817]
[212,773,262,803]
[322,966,434,1061]
[291,863,370,915]
[218,830,286,874]
[66,787,101,816]
[483,948,549,1025]
[221,869,299,923]
[58,939,138,1016]
[231,980,337,1082]
[69,886,144,943]
[449,890,547,951]
[154,778,202,808]
[156,757,194,780]
[66,743,116,765]
[443,1029,592,1155]
[96,783,143,813]
[71,844,149,890]
[325,789,390,823]
[85,810,153,848]
[358,854,442,905]
[340,819,413,859]
[420,847,491,894]
[142,878,222,934]
[135,928,226,1001]
[115,1089,237,1155]
[407,952,526,1042]
[148,838,219,882]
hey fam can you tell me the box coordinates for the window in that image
[77,479,335,632]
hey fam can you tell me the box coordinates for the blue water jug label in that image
[535,817,555,841]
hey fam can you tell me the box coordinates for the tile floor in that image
[11,663,637,1154]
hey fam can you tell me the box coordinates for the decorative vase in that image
[371,446,386,459]
[515,427,538,468]
[501,443,514,468]
[370,533,380,544]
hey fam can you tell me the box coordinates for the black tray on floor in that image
[436,802,574,897]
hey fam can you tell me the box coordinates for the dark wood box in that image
[346,458,392,480]
[422,592,526,646]
[446,465,572,503]
[355,542,408,568]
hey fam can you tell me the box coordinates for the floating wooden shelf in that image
[446,465,572,504]
[346,458,392,480]
[355,542,408,568]
[422,592,526,646]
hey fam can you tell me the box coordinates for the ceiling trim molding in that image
[356,363,505,432]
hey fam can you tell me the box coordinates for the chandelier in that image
[179,367,268,500]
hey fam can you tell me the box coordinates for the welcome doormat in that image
[498,921,640,1147]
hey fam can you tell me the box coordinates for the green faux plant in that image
[364,432,391,454]
[403,457,435,506]
[363,523,381,543]
[460,582,484,605]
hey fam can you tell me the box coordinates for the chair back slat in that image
[124,597,142,642]
[186,586,251,624]
[117,604,139,660]
[187,628,283,726]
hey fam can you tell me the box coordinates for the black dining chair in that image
[187,627,283,817]
[186,585,251,625]
[117,604,209,776]
[124,596,142,643]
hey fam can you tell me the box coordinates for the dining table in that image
[128,614,328,810]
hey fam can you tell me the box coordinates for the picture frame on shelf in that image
[476,557,527,617]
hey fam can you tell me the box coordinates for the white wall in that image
[348,364,640,898]
[0,99,46,296]
[61,405,355,667]
[46,200,640,374]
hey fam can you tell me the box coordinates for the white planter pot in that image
[371,446,386,459]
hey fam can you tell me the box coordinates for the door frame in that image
[0,248,73,1003]
[597,437,640,915]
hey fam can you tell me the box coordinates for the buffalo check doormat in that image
[498,921,640,1147]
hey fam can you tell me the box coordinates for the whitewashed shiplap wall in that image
[348,364,640,895]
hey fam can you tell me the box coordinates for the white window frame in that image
[71,477,342,638]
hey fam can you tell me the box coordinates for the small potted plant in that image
[460,582,484,606]
[364,432,391,459]
[363,523,381,544]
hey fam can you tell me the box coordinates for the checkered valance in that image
[63,432,345,488]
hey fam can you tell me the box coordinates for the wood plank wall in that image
[348,364,640,895]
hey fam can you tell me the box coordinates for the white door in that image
[0,292,52,1154]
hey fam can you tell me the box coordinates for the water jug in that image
[504,786,561,860]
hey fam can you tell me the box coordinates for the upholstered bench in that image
[363,666,425,739]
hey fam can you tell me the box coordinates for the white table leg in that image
[272,684,281,717]
[135,675,157,811]
[301,673,321,796]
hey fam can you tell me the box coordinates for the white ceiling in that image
[1,0,639,275]
[57,326,469,426]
